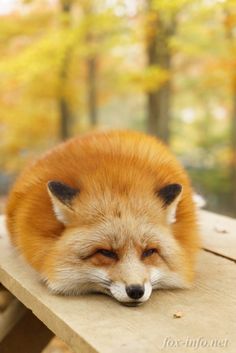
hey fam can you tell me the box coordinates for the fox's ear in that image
[47,181,79,224]
[157,183,182,224]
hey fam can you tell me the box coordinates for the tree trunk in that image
[58,48,73,140]
[84,1,98,127]
[146,1,175,143]
[59,98,71,140]
[230,81,236,213]
[58,0,73,140]
[223,10,236,215]
[87,56,98,126]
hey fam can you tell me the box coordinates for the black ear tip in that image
[47,180,79,204]
[47,180,67,193]
[167,183,182,193]
[47,180,59,192]
[157,183,182,207]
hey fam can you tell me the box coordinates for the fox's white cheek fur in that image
[43,267,111,295]
[110,282,152,303]
[150,268,190,289]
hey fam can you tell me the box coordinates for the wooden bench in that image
[0,211,236,353]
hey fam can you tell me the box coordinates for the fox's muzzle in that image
[110,281,152,305]
[126,284,144,300]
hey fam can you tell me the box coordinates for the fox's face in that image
[43,180,190,306]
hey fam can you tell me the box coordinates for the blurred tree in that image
[162,0,235,215]
[145,0,176,142]
[0,0,125,171]
[87,46,98,126]
[59,0,74,139]
[223,4,236,212]
[143,0,190,143]
[82,1,98,126]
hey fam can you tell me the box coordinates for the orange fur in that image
[6,130,200,304]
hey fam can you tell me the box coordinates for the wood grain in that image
[199,210,236,260]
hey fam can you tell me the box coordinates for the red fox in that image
[6,130,200,306]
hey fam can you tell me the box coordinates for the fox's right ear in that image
[157,183,183,224]
[47,181,79,224]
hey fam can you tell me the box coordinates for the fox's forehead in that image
[68,203,167,250]
[73,188,165,226]
[94,215,163,249]
[65,216,162,255]
[64,189,172,251]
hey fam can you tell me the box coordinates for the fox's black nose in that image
[126,284,144,300]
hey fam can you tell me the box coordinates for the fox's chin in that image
[89,289,146,306]
[120,301,144,307]
[111,297,149,306]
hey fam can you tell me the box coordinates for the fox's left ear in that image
[47,181,79,224]
[157,183,183,224]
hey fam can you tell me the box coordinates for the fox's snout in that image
[110,280,152,305]
[126,284,144,300]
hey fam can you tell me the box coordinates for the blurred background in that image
[0,0,236,217]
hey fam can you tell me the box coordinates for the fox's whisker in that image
[151,281,159,286]
[88,275,112,285]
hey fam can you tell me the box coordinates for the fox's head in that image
[43,180,192,306]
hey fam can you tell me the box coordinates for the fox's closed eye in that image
[96,249,118,260]
[142,248,158,258]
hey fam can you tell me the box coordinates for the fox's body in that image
[6,130,200,305]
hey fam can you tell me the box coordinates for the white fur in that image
[150,267,189,289]
[0,215,8,239]
[193,193,206,209]
[166,189,183,224]
[51,203,68,224]
[47,186,71,225]
[44,268,111,296]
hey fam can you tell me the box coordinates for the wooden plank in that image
[0,309,54,353]
[199,210,236,261]
[0,286,14,312]
[0,298,27,341]
[0,215,236,353]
